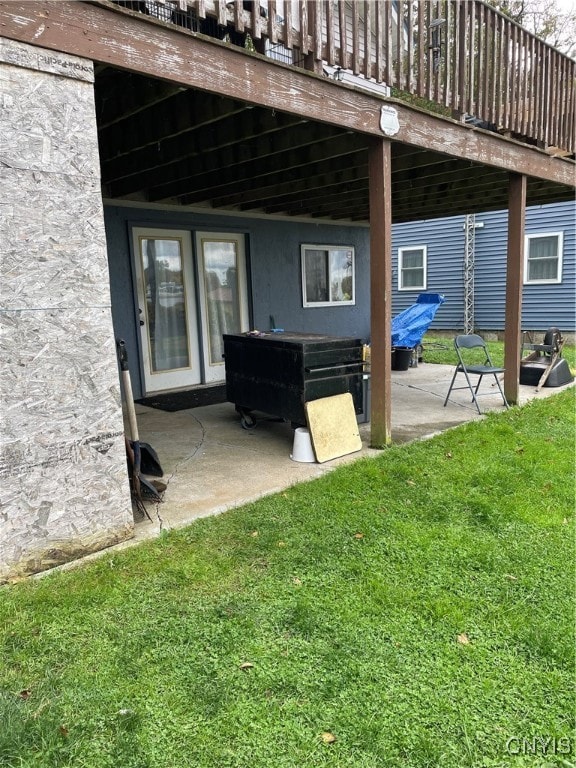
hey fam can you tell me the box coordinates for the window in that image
[398,246,427,290]
[524,232,563,284]
[301,245,355,307]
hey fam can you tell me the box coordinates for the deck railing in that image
[112,0,576,155]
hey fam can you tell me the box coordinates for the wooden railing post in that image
[303,0,322,74]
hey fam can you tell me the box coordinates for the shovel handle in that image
[117,338,129,371]
[117,338,140,442]
[121,369,139,442]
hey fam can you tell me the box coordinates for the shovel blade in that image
[130,440,164,477]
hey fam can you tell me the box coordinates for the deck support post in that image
[368,138,393,447]
[504,172,527,405]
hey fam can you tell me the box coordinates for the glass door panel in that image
[133,228,200,393]
[196,233,249,382]
[144,237,189,371]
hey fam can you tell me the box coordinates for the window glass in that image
[305,249,329,303]
[525,234,562,283]
[201,239,241,365]
[302,245,355,306]
[330,250,354,302]
[399,246,426,290]
[140,237,190,372]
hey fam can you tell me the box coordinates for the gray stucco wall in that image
[0,40,133,581]
[104,205,372,398]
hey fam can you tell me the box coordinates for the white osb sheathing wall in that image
[0,39,134,582]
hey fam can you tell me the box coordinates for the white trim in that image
[301,244,356,307]
[398,245,427,291]
[524,231,563,284]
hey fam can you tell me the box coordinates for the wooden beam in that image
[262,178,368,213]
[280,189,368,218]
[104,110,310,193]
[99,90,249,167]
[96,71,185,128]
[176,142,367,205]
[155,126,364,197]
[504,173,527,405]
[368,138,393,448]
[1,1,573,188]
[213,152,368,207]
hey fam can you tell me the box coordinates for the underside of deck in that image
[95,66,574,223]
[1,1,574,224]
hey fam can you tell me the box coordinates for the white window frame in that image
[524,232,563,285]
[301,244,356,307]
[398,245,427,291]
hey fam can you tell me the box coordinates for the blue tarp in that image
[391,293,446,349]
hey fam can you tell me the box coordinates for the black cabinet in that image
[223,332,364,427]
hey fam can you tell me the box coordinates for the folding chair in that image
[443,334,509,414]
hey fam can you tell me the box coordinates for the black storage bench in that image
[223,331,364,428]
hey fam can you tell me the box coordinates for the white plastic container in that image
[290,427,316,462]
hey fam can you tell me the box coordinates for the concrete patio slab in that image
[126,363,572,544]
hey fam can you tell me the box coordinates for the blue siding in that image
[475,201,575,331]
[104,205,371,397]
[521,202,574,331]
[392,201,576,333]
[391,214,465,330]
[474,208,510,330]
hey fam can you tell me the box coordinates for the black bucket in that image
[392,347,412,371]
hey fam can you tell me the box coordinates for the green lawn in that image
[1,391,575,768]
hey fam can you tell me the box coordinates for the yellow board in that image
[305,393,362,463]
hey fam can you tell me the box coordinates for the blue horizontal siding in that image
[392,201,576,332]
[473,209,508,329]
[391,214,464,330]
[521,202,575,332]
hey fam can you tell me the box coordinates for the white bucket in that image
[290,427,316,462]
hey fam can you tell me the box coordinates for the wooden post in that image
[504,172,526,405]
[368,138,393,447]
[303,0,323,74]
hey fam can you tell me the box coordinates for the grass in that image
[1,390,575,768]
[421,335,576,372]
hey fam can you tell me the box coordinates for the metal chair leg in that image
[443,367,460,407]
[492,374,509,408]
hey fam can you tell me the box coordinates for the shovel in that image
[116,339,163,476]
[116,339,164,510]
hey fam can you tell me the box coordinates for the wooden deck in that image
[1,0,573,222]
[109,0,575,157]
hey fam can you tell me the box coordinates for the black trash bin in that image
[392,346,412,371]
